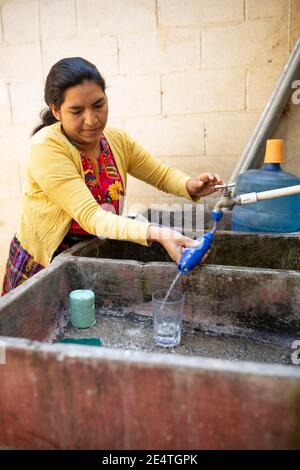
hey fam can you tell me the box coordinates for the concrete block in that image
[286,103,300,173]
[106,74,160,117]
[124,115,204,156]
[0,7,3,42]
[157,155,208,175]
[0,81,11,124]
[162,68,245,114]
[126,174,158,198]
[203,19,287,68]
[160,154,238,182]
[106,118,125,130]
[77,0,156,34]
[288,99,300,123]
[0,124,32,162]
[42,35,118,77]
[247,0,288,19]
[0,163,21,198]
[247,64,283,110]
[158,0,244,27]
[271,114,288,143]
[125,179,193,209]
[201,155,238,182]
[0,197,21,233]
[2,0,37,43]
[205,112,260,155]
[10,81,44,125]
[39,0,76,39]
[290,0,300,51]
[119,29,200,74]
[125,154,228,201]
[0,44,42,81]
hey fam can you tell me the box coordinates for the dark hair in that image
[32,57,106,135]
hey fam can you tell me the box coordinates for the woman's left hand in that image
[186,172,225,198]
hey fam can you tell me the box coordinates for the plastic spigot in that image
[211,210,224,222]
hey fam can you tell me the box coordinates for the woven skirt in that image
[1,236,44,296]
[2,233,95,296]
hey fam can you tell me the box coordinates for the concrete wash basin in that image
[68,208,300,271]
[0,243,300,449]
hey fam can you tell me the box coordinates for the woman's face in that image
[50,80,108,148]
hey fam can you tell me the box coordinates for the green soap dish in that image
[57,338,102,347]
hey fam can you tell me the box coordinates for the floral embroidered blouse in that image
[69,133,125,235]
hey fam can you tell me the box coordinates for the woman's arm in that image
[146,225,200,264]
[29,138,208,264]
[29,141,151,246]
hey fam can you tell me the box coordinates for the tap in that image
[178,183,238,274]
[213,183,240,213]
[215,182,300,210]
[177,185,233,274]
[178,181,300,275]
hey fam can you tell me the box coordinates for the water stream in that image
[160,271,182,310]
[160,221,218,310]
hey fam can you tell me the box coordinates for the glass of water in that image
[152,289,185,347]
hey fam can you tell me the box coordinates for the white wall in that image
[1,0,300,284]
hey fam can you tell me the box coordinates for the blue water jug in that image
[232,139,300,233]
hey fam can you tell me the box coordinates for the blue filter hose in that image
[177,210,223,275]
[178,232,214,274]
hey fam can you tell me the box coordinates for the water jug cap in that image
[264,139,284,164]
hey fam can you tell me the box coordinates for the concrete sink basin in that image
[0,247,300,449]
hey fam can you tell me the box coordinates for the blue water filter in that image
[232,139,300,233]
[178,232,214,274]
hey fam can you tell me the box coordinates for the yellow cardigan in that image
[17,122,198,267]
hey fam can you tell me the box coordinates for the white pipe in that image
[238,185,300,205]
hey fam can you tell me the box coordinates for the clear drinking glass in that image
[152,289,184,347]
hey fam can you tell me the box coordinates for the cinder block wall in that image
[0,0,300,285]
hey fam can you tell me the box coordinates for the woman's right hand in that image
[147,225,200,265]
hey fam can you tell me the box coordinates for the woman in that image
[2,57,224,295]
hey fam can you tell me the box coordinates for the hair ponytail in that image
[32,108,58,136]
[31,57,106,136]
